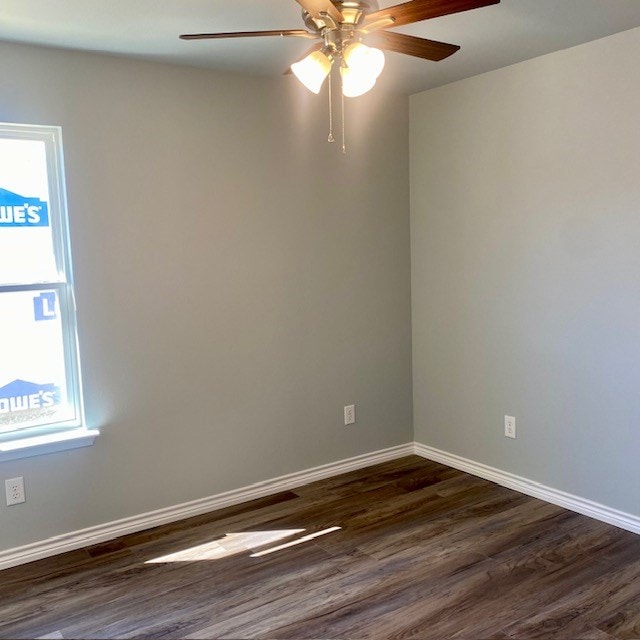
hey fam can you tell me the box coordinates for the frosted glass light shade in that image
[341,43,385,97]
[291,51,332,94]
[343,43,385,78]
[341,65,377,97]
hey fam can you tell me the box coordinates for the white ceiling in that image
[1,0,640,94]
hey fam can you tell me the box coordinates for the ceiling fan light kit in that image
[291,41,385,96]
[180,0,501,147]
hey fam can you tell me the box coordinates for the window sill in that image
[0,429,100,462]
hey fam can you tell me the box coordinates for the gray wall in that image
[410,28,640,514]
[0,42,412,551]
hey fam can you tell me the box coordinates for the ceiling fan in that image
[180,0,500,148]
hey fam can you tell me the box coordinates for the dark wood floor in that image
[1,456,640,639]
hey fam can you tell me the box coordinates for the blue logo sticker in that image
[0,379,60,415]
[0,188,49,227]
[34,292,57,321]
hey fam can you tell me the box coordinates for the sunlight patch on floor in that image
[145,529,304,563]
[249,526,342,558]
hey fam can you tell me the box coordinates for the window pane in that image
[0,138,58,284]
[0,289,74,433]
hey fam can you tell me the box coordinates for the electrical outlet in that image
[5,477,25,506]
[344,404,356,426]
[504,415,516,439]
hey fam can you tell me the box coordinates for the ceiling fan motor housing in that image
[302,0,380,32]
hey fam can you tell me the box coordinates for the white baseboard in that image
[0,443,414,571]
[4,441,636,572]
[413,442,640,536]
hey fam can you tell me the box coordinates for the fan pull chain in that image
[341,75,347,155]
[327,72,335,143]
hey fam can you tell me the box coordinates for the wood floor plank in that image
[595,593,640,639]
[499,534,640,639]
[188,551,492,639]
[291,455,435,498]
[62,544,342,639]
[313,475,526,558]
[0,456,638,640]
[357,495,566,563]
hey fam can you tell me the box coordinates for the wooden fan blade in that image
[358,16,397,34]
[368,31,460,61]
[363,0,500,30]
[283,43,325,75]
[293,0,344,23]
[180,29,317,40]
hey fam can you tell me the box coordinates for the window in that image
[0,123,97,461]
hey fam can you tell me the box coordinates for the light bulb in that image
[340,43,385,97]
[291,50,332,94]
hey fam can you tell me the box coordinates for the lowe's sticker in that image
[0,380,60,416]
[34,292,58,321]
[0,188,49,227]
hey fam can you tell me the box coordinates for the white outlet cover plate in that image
[5,477,25,506]
[344,405,356,426]
[504,415,516,439]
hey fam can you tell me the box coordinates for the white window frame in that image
[0,123,98,462]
